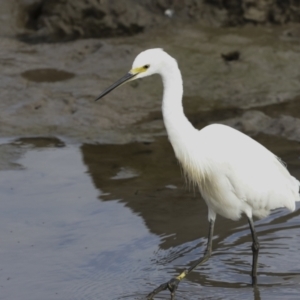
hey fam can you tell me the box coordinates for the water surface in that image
[1,135,300,300]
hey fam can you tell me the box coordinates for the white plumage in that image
[95,48,300,299]
[178,123,299,220]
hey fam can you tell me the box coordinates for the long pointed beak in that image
[95,71,138,101]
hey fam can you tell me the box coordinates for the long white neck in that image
[160,61,197,160]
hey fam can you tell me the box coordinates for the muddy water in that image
[1,135,300,300]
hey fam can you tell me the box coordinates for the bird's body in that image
[95,48,300,299]
[173,123,299,220]
[156,48,299,222]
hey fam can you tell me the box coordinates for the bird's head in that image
[95,48,168,101]
[131,48,167,78]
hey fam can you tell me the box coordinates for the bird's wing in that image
[198,124,298,216]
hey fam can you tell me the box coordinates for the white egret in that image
[95,49,300,300]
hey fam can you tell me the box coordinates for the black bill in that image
[95,72,137,101]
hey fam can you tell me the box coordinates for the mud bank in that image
[6,0,300,42]
[1,23,300,143]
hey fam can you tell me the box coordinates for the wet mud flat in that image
[1,135,300,300]
[2,24,300,143]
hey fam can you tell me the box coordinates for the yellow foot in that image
[146,277,180,300]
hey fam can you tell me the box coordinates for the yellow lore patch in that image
[130,66,148,74]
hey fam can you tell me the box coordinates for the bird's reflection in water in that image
[253,285,261,300]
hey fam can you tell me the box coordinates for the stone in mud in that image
[7,0,300,42]
[222,111,300,142]
[16,0,164,42]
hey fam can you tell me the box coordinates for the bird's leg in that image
[253,284,261,300]
[247,217,260,286]
[146,220,215,300]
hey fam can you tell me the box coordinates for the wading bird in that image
[95,49,300,300]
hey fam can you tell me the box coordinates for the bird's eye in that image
[144,64,150,69]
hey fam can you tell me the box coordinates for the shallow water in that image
[1,134,300,300]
